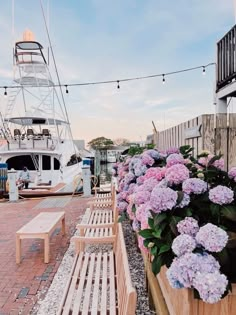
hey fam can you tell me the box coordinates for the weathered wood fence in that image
[157,113,236,170]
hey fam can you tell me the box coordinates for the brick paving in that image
[0,195,91,315]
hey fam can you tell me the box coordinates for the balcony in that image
[217,25,236,92]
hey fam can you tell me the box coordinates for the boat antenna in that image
[39,0,79,161]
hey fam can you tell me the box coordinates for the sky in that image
[0,0,235,145]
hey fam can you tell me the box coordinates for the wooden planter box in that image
[157,267,236,315]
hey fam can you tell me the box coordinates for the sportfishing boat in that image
[0,30,82,188]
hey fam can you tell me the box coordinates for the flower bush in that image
[115,145,236,303]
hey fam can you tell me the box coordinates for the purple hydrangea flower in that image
[193,272,228,304]
[141,154,155,166]
[228,167,236,182]
[124,172,136,184]
[136,176,145,185]
[166,147,180,155]
[176,193,190,208]
[127,183,137,195]
[141,177,159,192]
[132,219,141,232]
[209,185,234,205]
[172,234,196,257]
[117,201,128,213]
[150,187,177,213]
[134,160,147,177]
[134,191,151,206]
[196,223,228,252]
[166,252,220,288]
[177,217,199,237]
[166,153,185,167]
[145,149,160,160]
[182,178,208,195]
[165,164,190,185]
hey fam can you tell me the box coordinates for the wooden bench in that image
[57,223,137,315]
[16,211,65,264]
[89,185,116,210]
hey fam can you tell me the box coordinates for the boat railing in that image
[3,137,58,151]
[15,51,45,65]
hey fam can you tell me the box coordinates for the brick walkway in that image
[0,195,91,315]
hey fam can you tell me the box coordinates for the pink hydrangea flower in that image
[150,187,178,213]
[166,153,185,167]
[166,147,180,154]
[165,164,189,185]
[177,217,199,237]
[182,178,208,195]
[127,202,135,220]
[143,167,164,181]
[228,167,236,181]
[134,191,151,206]
[141,153,155,166]
[209,185,234,205]
[196,223,228,252]
[193,272,228,304]
[172,234,196,256]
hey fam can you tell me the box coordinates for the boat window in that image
[6,155,37,170]
[32,119,46,124]
[54,158,60,170]
[42,155,51,170]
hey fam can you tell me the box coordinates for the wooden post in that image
[228,113,236,169]
[215,113,228,170]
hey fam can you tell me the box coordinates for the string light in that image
[162,74,165,84]
[4,87,7,98]
[0,62,215,91]
[202,66,206,75]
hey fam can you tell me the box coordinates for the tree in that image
[88,137,114,150]
[113,138,130,146]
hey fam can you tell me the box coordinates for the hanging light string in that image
[1,62,215,93]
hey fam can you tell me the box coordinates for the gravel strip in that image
[34,213,156,315]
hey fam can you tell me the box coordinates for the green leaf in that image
[144,239,151,247]
[139,229,153,238]
[216,248,230,265]
[150,246,158,255]
[221,206,236,222]
[152,230,162,239]
[118,212,127,222]
[132,204,136,213]
[158,244,171,255]
[153,213,167,227]
[177,191,184,204]
[169,216,182,235]
[148,217,154,229]
[152,255,164,275]
[210,204,220,217]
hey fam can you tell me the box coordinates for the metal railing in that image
[217,24,236,91]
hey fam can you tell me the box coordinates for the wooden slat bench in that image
[75,193,117,252]
[89,185,116,210]
[16,211,65,264]
[57,223,137,315]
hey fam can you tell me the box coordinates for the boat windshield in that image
[15,41,43,50]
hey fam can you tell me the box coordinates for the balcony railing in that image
[217,25,236,91]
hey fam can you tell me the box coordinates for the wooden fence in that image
[156,113,236,170]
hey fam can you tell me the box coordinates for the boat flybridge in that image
[0,30,82,188]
